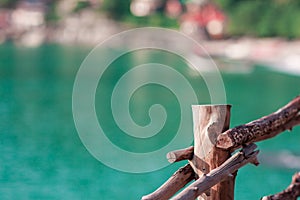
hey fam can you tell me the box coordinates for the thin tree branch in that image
[172,143,259,200]
[142,164,195,200]
[261,172,300,200]
[216,96,300,150]
[166,146,194,163]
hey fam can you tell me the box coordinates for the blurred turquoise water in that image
[0,43,300,199]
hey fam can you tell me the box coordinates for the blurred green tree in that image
[101,0,131,20]
[0,0,18,8]
[215,0,300,38]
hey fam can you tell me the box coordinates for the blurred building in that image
[11,1,45,30]
[165,0,182,18]
[2,0,47,47]
[129,0,227,40]
[53,0,119,45]
[130,0,164,17]
[180,0,226,40]
[0,9,10,43]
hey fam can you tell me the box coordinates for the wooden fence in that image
[142,96,300,200]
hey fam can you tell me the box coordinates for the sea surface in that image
[0,43,300,199]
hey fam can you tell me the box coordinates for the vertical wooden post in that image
[189,105,235,200]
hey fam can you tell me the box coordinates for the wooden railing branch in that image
[261,172,300,200]
[172,143,259,200]
[166,146,194,163]
[217,96,300,150]
[142,164,195,200]
[142,96,300,200]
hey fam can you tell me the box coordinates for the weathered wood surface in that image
[141,164,195,200]
[166,146,194,163]
[189,105,233,200]
[217,96,300,150]
[261,172,300,200]
[173,144,259,200]
[142,96,300,200]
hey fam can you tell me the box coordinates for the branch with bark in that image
[261,172,300,200]
[217,96,300,150]
[142,164,195,200]
[173,143,259,200]
[166,146,194,163]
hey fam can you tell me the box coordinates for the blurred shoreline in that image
[202,38,300,76]
[0,8,125,47]
[1,5,299,76]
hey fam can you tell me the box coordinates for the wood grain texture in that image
[190,105,234,200]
